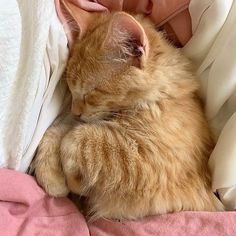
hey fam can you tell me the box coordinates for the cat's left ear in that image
[62,0,97,40]
[104,12,149,68]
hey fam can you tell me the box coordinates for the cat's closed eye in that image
[83,94,87,105]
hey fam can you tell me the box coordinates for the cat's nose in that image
[73,113,82,121]
[72,108,81,116]
[72,109,82,118]
[71,103,82,116]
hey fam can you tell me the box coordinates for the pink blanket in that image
[1,168,236,236]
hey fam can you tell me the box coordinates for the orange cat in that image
[34,12,223,220]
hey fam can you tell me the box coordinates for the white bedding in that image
[184,0,236,209]
[0,0,68,171]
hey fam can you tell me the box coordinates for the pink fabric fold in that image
[1,168,236,235]
[0,169,89,236]
[55,0,192,48]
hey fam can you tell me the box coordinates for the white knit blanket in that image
[0,0,68,171]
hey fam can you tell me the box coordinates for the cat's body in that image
[34,12,223,220]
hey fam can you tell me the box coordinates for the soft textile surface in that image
[56,0,191,47]
[0,169,89,236]
[1,0,236,213]
[183,0,236,210]
[1,169,236,236]
[89,212,236,236]
[0,0,69,172]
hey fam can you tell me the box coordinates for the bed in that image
[0,0,236,235]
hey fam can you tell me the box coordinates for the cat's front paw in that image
[41,174,69,197]
[60,130,86,195]
[36,169,69,197]
[35,157,70,197]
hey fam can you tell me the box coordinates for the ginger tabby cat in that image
[34,12,223,220]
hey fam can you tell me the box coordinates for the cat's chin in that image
[71,113,100,123]
[79,116,96,123]
[79,114,107,123]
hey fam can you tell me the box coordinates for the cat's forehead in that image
[79,21,108,49]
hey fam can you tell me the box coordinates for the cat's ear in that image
[104,12,149,68]
[62,0,96,39]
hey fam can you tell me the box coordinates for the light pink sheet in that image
[1,168,236,236]
[0,169,89,236]
[89,212,236,236]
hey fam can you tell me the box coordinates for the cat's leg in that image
[60,122,140,196]
[34,115,74,197]
[60,123,103,196]
[61,122,163,218]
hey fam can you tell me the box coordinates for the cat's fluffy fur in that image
[34,12,223,220]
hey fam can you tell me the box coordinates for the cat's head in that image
[65,10,188,122]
